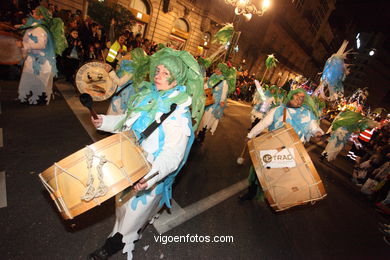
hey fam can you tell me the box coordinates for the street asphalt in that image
[0,79,389,260]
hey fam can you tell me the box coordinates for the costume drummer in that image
[250,83,278,129]
[89,47,204,259]
[321,110,373,162]
[17,6,59,105]
[240,89,324,201]
[197,62,236,136]
[105,53,134,115]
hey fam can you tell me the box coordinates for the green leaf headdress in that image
[285,88,320,118]
[265,54,279,69]
[36,6,67,55]
[129,48,150,89]
[212,23,234,45]
[331,110,372,132]
[217,62,237,95]
[149,48,205,130]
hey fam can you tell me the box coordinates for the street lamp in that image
[225,0,271,17]
[223,0,271,63]
[369,49,375,56]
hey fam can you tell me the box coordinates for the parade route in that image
[56,81,250,235]
[0,80,389,259]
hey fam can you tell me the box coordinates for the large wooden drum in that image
[39,131,150,219]
[248,124,326,211]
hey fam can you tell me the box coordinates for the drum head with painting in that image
[75,61,116,101]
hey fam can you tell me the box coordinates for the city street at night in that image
[0,0,389,259]
[0,80,388,259]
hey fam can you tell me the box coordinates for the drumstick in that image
[79,93,98,119]
[237,141,247,165]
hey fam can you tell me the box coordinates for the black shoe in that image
[239,192,255,201]
[239,184,257,202]
[88,247,109,260]
[195,127,207,144]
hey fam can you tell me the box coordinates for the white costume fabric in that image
[97,96,191,259]
[250,81,277,123]
[198,79,228,135]
[248,106,323,143]
[322,127,351,161]
[18,26,54,105]
[106,70,133,115]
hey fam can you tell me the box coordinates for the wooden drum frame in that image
[248,124,327,211]
[39,131,151,219]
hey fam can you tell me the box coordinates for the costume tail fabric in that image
[322,127,350,161]
[314,40,351,101]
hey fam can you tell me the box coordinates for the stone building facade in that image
[51,0,339,87]
[232,0,338,86]
[51,0,223,58]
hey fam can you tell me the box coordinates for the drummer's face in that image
[154,65,176,91]
[289,92,305,108]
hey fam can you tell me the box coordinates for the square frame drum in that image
[248,124,327,211]
[39,131,150,219]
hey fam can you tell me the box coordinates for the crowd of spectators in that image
[0,2,160,82]
[230,70,256,102]
[350,121,390,210]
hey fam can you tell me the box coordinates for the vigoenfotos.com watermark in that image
[154,234,234,245]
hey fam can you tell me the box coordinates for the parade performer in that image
[105,53,135,115]
[106,48,150,115]
[313,40,350,101]
[17,5,66,105]
[106,48,149,115]
[197,62,236,137]
[240,89,323,201]
[88,47,204,260]
[250,81,277,129]
[321,110,374,162]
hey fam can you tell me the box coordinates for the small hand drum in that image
[75,61,116,101]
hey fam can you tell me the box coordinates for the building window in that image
[174,18,189,32]
[129,0,150,14]
[320,0,329,14]
[203,32,211,47]
[309,9,321,35]
[170,18,190,50]
[293,0,304,11]
[127,0,151,37]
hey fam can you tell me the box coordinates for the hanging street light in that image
[225,0,271,17]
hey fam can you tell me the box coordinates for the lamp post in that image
[223,0,271,62]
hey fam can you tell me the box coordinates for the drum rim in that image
[75,60,115,101]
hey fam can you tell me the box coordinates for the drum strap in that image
[283,108,287,123]
[139,103,177,143]
[211,80,223,89]
[113,81,132,97]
